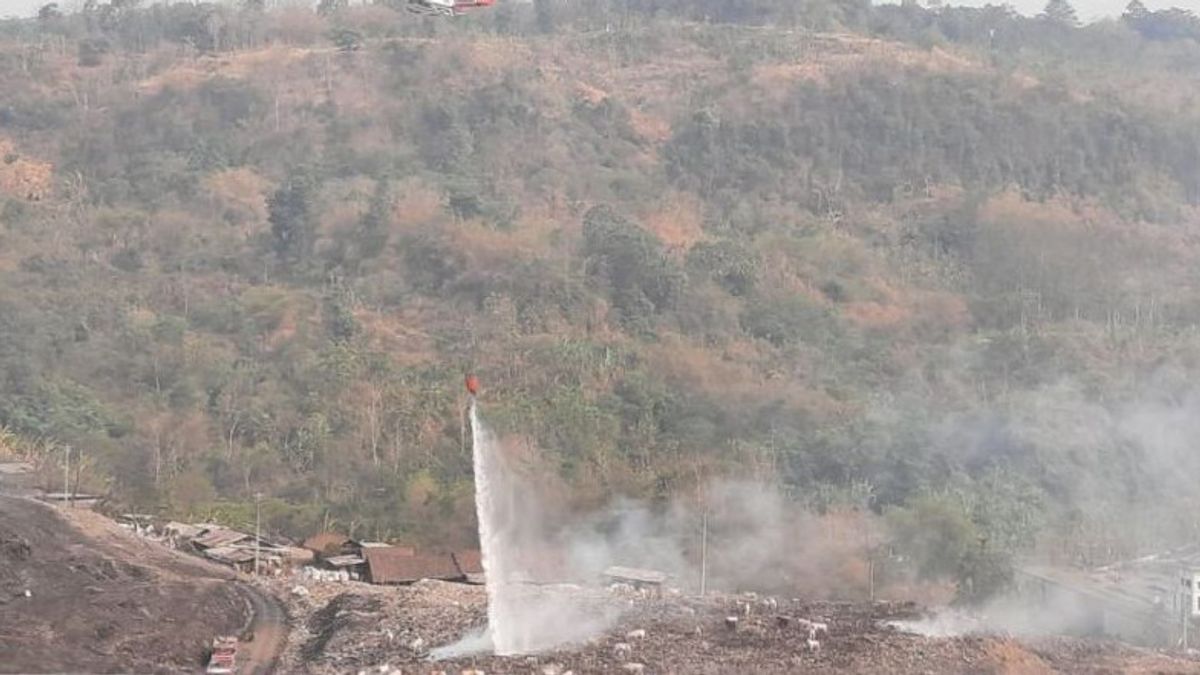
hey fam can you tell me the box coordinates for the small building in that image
[324,554,366,568]
[204,545,258,573]
[180,524,291,573]
[192,526,252,550]
[317,553,367,579]
[363,546,463,585]
[603,565,669,594]
[39,492,104,509]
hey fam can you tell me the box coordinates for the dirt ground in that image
[0,496,259,674]
[274,577,1200,675]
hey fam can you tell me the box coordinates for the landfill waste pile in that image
[275,578,489,673]
[272,577,1200,674]
[0,496,250,673]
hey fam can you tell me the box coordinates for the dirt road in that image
[238,581,288,675]
[0,495,287,673]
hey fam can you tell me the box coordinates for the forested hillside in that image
[3,0,1200,597]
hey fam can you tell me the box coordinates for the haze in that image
[1,0,1197,19]
[953,0,1197,20]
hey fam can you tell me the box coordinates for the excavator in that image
[407,0,495,17]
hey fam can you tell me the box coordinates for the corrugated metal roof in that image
[364,547,461,584]
[324,554,366,567]
[193,528,251,549]
[205,546,256,564]
[603,565,668,584]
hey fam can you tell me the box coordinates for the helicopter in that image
[407,0,495,18]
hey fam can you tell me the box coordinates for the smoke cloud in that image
[435,404,883,658]
[446,374,1200,655]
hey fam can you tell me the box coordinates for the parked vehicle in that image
[205,636,238,674]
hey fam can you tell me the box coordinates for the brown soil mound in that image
[0,496,248,674]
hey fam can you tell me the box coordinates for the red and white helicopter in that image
[407,0,495,17]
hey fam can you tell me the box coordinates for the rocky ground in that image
[0,496,250,674]
[274,576,1200,675]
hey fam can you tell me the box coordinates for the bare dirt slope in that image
[0,496,264,674]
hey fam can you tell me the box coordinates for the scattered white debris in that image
[806,638,821,652]
[410,637,425,652]
[302,567,353,583]
[724,616,739,630]
[291,585,310,597]
[625,628,646,640]
[24,589,32,598]
[621,664,644,674]
[540,664,563,675]
[612,642,632,658]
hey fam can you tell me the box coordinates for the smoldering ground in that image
[443,372,1200,656]
[435,407,885,657]
[882,375,1200,639]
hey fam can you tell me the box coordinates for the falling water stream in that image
[431,400,617,659]
[468,400,518,654]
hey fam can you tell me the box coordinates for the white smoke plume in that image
[434,403,880,657]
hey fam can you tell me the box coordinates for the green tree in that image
[582,205,685,329]
[686,240,760,296]
[329,27,363,52]
[268,168,320,267]
[37,3,61,20]
[1041,0,1078,26]
[1123,0,1149,22]
[317,0,348,16]
[354,179,390,259]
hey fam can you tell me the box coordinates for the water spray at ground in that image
[433,401,617,659]
[469,399,514,654]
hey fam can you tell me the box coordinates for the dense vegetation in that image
[2,0,1200,599]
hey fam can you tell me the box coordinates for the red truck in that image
[205,636,238,674]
